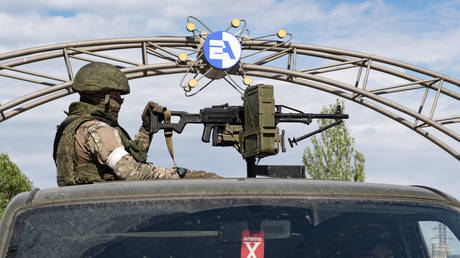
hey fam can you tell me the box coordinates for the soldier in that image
[53,62,220,186]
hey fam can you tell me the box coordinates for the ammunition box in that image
[241,84,279,158]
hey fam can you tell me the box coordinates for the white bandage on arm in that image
[106,147,129,169]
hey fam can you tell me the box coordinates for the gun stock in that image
[149,109,201,134]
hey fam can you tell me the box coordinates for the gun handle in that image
[202,125,212,142]
[149,108,161,134]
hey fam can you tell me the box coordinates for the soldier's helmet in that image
[72,62,130,95]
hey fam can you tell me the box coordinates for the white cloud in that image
[306,1,460,75]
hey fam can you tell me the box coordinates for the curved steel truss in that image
[0,35,459,161]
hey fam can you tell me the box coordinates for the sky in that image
[0,0,459,201]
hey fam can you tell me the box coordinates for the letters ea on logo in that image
[241,230,264,258]
[204,31,242,69]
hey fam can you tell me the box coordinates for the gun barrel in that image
[275,113,348,123]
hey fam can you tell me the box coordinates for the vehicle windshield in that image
[6,197,460,258]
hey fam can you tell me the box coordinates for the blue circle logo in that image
[203,31,242,69]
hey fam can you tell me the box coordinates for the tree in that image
[303,99,365,181]
[0,153,33,218]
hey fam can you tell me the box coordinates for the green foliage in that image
[303,99,365,182]
[0,153,33,218]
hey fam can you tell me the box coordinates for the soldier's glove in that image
[182,169,222,179]
[142,101,164,130]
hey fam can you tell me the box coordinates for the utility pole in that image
[430,223,451,258]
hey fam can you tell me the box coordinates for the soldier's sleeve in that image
[114,155,179,180]
[84,121,179,180]
[82,121,124,164]
[134,126,152,152]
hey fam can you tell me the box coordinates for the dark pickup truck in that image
[1,179,460,257]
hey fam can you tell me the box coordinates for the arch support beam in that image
[0,37,458,161]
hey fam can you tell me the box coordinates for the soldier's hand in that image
[142,101,164,129]
[183,169,222,179]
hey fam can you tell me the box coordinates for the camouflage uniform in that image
[54,101,179,186]
[75,121,178,181]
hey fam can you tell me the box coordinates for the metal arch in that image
[0,37,459,161]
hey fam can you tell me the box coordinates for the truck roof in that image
[5,178,460,208]
[2,179,460,257]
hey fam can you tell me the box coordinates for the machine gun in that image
[150,84,349,178]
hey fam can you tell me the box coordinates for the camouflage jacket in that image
[54,102,178,186]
